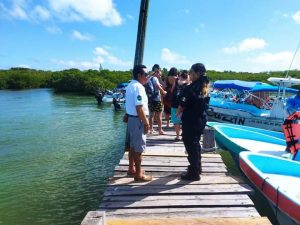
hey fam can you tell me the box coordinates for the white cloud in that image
[17,64,31,69]
[94,47,109,56]
[9,4,28,20]
[51,59,96,69]
[33,5,50,20]
[247,51,297,71]
[292,11,300,24]
[52,46,131,70]
[223,38,267,54]
[161,48,191,65]
[72,30,93,41]
[48,0,122,26]
[46,26,62,34]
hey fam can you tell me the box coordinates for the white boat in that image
[240,152,300,225]
[102,91,125,103]
[208,77,300,131]
[207,122,292,165]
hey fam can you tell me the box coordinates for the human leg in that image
[127,147,135,175]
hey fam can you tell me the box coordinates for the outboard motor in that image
[282,111,300,160]
[95,90,103,105]
[112,98,121,111]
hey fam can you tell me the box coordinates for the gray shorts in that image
[128,116,146,153]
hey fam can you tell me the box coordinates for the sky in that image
[1,0,300,73]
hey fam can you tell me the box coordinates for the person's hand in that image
[144,123,149,134]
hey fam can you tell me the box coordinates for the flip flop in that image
[134,175,153,182]
[174,137,181,141]
[159,131,166,135]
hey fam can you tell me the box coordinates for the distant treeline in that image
[0,67,299,94]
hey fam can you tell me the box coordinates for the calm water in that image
[0,89,126,225]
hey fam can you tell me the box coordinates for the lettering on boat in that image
[211,112,246,125]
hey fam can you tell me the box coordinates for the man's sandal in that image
[134,175,153,182]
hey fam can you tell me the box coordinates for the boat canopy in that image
[250,84,299,94]
[116,82,129,89]
[213,80,264,90]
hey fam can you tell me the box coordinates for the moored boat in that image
[240,152,300,225]
[208,122,287,163]
[208,78,300,131]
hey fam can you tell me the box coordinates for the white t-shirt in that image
[125,80,149,116]
[150,76,161,102]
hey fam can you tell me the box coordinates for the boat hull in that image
[240,152,300,225]
[208,106,283,132]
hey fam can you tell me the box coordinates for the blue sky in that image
[1,0,300,72]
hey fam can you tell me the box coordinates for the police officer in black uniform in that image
[177,63,210,181]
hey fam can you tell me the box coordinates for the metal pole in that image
[134,0,150,67]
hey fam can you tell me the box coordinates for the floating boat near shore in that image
[208,122,287,163]
[240,152,300,225]
[208,77,300,131]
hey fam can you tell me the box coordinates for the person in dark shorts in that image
[147,64,167,134]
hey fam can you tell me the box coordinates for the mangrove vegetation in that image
[0,67,299,94]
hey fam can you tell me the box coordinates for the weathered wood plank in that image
[112,171,228,178]
[108,176,243,186]
[104,207,260,218]
[118,159,226,168]
[101,194,254,209]
[107,217,271,225]
[103,183,253,196]
[102,194,250,202]
[114,165,227,173]
[123,154,223,162]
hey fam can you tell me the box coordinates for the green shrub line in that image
[0,67,299,94]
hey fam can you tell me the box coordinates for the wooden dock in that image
[82,127,272,225]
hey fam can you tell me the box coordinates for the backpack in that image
[144,77,159,101]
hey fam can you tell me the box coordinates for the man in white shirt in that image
[125,65,152,182]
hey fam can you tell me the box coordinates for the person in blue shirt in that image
[287,90,300,114]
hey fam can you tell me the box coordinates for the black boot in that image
[180,172,200,181]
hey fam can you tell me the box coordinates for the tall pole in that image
[134,0,150,67]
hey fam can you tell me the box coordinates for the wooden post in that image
[202,126,216,151]
[81,211,106,225]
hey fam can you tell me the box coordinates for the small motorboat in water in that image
[208,77,300,131]
[240,152,300,225]
[208,122,287,163]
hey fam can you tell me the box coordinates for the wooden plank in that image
[108,176,244,186]
[104,207,261,218]
[107,217,271,225]
[112,171,228,178]
[114,165,227,173]
[103,184,253,196]
[118,159,226,168]
[123,155,223,162]
[101,194,254,209]
[102,194,250,202]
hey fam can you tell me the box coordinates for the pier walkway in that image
[82,127,272,225]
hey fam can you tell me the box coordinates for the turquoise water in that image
[0,89,126,225]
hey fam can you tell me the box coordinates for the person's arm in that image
[153,77,166,95]
[136,105,149,134]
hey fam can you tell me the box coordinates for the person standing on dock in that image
[147,64,167,135]
[176,63,210,181]
[125,65,153,182]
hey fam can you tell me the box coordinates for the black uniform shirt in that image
[179,76,210,124]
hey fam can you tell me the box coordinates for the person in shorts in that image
[148,64,167,134]
[125,64,152,182]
